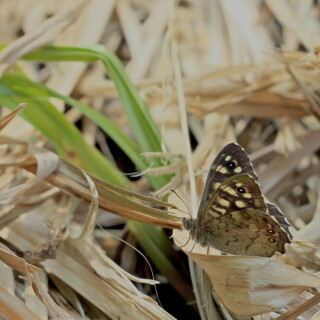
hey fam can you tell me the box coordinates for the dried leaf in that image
[174,227,320,318]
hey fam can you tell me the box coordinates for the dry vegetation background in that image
[1,0,320,319]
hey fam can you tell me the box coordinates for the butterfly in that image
[182,143,292,257]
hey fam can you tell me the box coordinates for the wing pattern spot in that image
[218,198,230,207]
[235,200,246,208]
[234,167,242,173]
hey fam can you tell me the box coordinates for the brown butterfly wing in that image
[197,142,292,240]
[198,174,267,226]
[202,209,290,257]
[198,143,258,216]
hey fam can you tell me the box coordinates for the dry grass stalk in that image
[0,242,73,319]
[68,170,98,239]
[21,154,181,229]
[0,284,43,320]
[24,272,48,320]
[0,103,27,131]
[259,130,320,196]
[47,0,116,101]
[0,133,181,229]
[0,0,87,76]
[276,293,320,320]
[1,219,175,320]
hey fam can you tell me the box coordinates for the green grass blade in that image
[21,45,171,188]
[0,76,128,187]
[0,72,148,175]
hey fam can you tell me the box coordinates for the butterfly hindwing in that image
[201,209,290,257]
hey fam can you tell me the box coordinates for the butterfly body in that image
[182,143,292,257]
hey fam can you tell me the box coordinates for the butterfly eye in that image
[226,161,236,169]
[237,187,246,194]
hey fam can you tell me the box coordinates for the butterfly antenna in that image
[96,221,163,308]
[170,190,192,218]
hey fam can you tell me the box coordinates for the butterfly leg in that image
[190,240,196,253]
[180,232,191,249]
[207,244,210,254]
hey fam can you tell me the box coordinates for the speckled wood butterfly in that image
[183,143,292,257]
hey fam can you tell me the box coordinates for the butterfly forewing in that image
[198,174,267,226]
[198,143,258,217]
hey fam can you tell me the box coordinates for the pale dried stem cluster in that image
[1,1,320,319]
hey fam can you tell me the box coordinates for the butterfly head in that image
[182,217,197,238]
[182,217,208,249]
[182,217,194,230]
